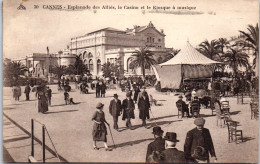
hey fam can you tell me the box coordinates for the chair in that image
[149,94,157,106]
[250,103,259,120]
[176,102,183,119]
[226,120,243,143]
[221,101,230,114]
[191,102,200,118]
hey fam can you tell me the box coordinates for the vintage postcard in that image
[3,0,259,163]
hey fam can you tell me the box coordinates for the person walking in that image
[146,126,165,162]
[122,92,135,130]
[96,82,101,98]
[92,102,112,151]
[101,82,107,98]
[109,94,122,131]
[47,86,52,106]
[184,118,217,163]
[24,84,31,101]
[37,84,48,114]
[17,85,22,101]
[138,91,150,127]
[133,86,140,103]
[159,132,186,163]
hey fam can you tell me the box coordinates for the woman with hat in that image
[92,102,112,151]
[159,132,186,163]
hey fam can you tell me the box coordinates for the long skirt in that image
[38,97,48,113]
[92,123,107,142]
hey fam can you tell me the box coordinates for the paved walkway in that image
[3,84,259,162]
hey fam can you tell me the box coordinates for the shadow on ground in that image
[114,138,154,149]
[46,110,79,114]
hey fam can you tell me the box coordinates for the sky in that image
[3,0,259,59]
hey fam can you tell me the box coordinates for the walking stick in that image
[149,109,158,126]
[107,125,116,149]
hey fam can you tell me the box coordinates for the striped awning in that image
[160,41,221,66]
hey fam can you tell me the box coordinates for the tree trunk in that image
[142,64,145,79]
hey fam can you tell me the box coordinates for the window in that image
[97,59,101,74]
[89,59,93,72]
[158,39,161,42]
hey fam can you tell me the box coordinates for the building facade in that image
[70,21,170,76]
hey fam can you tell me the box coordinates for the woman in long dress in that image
[92,102,112,151]
[38,84,48,113]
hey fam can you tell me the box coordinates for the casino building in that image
[14,21,172,78]
[70,21,171,76]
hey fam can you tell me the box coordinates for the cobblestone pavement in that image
[3,84,259,162]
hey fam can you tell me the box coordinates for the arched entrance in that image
[127,57,135,72]
[89,59,93,73]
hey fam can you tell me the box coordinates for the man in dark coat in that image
[122,92,135,130]
[159,132,186,163]
[109,94,122,130]
[101,82,106,97]
[184,118,217,163]
[47,87,52,106]
[24,84,31,101]
[176,95,190,117]
[146,126,165,162]
[138,91,150,127]
[96,82,101,98]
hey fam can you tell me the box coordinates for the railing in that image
[30,119,61,163]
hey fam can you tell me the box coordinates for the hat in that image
[194,96,198,99]
[178,95,183,99]
[164,132,179,142]
[114,94,118,98]
[152,126,164,135]
[194,118,205,126]
[96,102,104,109]
[126,92,131,97]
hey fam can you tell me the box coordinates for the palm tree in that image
[52,65,67,79]
[3,61,28,86]
[237,23,259,68]
[130,47,157,78]
[218,38,230,54]
[223,47,249,78]
[199,40,221,60]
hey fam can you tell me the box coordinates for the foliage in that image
[130,47,157,77]
[74,55,89,75]
[101,62,123,78]
[3,60,28,86]
[222,47,249,77]
[237,23,259,68]
[198,39,222,60]
[51,65,67,78]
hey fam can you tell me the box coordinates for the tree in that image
[218,38,230,54]
[222,47,249,78]
[237,23,259,68]
[51,65,67,79]
[130,47,157,78]
[102,62,123,78]
[198,39,222,60]
[3,61,28,86]
[74,55,89,75]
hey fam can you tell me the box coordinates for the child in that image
[92,102,112,151]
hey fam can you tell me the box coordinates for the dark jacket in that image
[160,148,186,163]
[146,137,165,162]
[101,84,106,94]
[122,98,135,120]
[184,127,216,161]
[109,99,122,117]
[24,86,31,94]
[176,99,188,112]
[138,94,150,120]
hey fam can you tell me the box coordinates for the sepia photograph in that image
[2,0,259,162]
